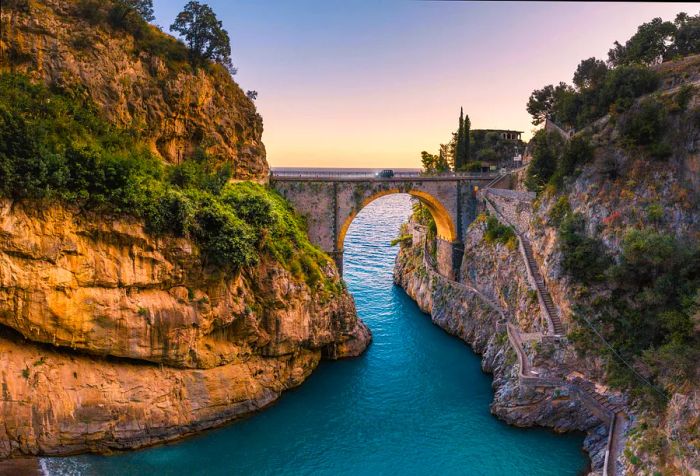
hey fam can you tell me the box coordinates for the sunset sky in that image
[153,1,690,169]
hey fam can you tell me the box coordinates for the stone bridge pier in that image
[271,175,492,280]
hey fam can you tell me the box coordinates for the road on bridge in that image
[270,168,499,181]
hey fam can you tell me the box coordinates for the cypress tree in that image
[464,113,471,165]
[456,107,465,170]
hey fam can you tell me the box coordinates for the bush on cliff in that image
[524,130,564,192]
[526,63,659,130]
[560,218,700,400]
[0,73,335,290]
[484,215,517,250]
[620,97,672,159]
[557,214,611,282]
[412,200,437,239]
[548,136,595,190]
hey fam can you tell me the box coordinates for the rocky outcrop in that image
[0,0,268,179]
[393,228,609,473]
[0,199,370,457]
[527,78,700,474]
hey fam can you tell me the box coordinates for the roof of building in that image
[472,129,524,134]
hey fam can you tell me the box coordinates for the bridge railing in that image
[270,170,499,180]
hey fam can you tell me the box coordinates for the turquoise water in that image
[43,194,586,476]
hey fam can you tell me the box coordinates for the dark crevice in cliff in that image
[0,323,164,369]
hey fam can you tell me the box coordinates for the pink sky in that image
[156,1,692,169]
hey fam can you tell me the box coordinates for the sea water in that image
[42,194,586,476]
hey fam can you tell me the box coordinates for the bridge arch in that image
[336,189,456,253]
[270,172,498,279]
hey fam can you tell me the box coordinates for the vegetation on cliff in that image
[526,12,700,131]
[0,72,338,291]
[1,0,267,177]
[526,64,700,406]
[521,14,700,471]
[0,1,369,457]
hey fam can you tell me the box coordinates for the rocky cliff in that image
[394,225,610,474]
[0,0,371,459]
[0,198,369,457]
[0,0,267,179]
[394,59,700,474]
[530,72,700,475]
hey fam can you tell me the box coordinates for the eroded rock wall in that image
[393,229,608,473]
[0,200,370,457]
[0,0,268,179]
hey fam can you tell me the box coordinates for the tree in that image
[667,12,700,59]
[526,85,555,125]
[246,90,258,100]
[463,113,471,166]
[421,151,437,174]
[421,150,449,175]
[573,57,608,90]
[607,17,676,66]
[455,107,465,170]
[439,143,453,170]
[114,0,154,22]
[524,130,563,191]
[453,107,471,170]
[170,1,234,72]
[526,82,575,126]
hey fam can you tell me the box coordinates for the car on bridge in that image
[375,169,395,178]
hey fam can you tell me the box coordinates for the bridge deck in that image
[270,173,499,182]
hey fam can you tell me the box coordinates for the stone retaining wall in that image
[481,188,535,236]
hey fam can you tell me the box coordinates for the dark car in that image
[376,169,395,178]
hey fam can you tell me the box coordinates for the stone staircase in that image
[568,377,625,414]
[520,238,565,335]
[481,191,564,336]
[479,187,626,475]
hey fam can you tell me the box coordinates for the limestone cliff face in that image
[529,81,700,475]
[0,199,370,457]
[0,0,267,179]
[393,230,609,473]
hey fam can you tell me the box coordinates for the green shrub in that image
[525,130,563,192]
[621,98,668,147]
[220,183,275,230]
[646,203,664,223]
[598,64,659,114]
[411,200,437,239]
[558,214,611,282]
[549,136,594,188]
[674,84,695,111]
[192,201,257,268]
[527,63,658,130]
[168,154,231,194]
[549,196,571,227]
[484,215,517,248]
[0,73,337,290]
[596,229,699,391]
[144,189,196,237]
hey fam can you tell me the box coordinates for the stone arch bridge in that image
[270,171,499,278]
